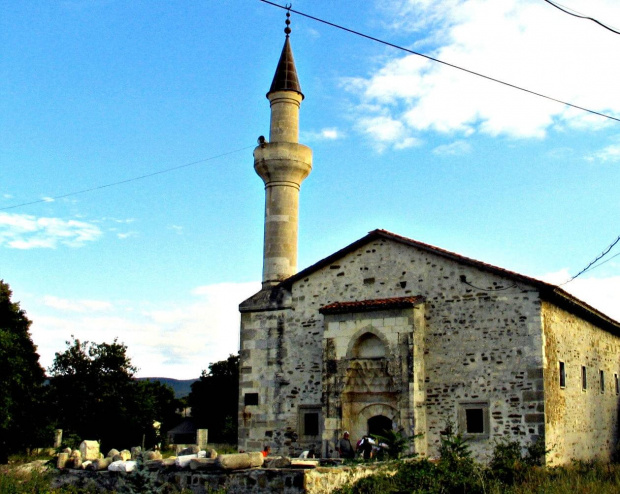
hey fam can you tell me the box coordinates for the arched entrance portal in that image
[368,415,392,437]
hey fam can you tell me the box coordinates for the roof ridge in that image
[281,228,620,331]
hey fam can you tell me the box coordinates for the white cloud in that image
[539,269,620,322]
[357,116,420,151]
[0,212,102,249]
[585,144,620,163]
[43,295,113,312]
[102,217,136,224]
[433,140,472,156]
[116,231,138,239]
[350,0,620,145]
[301,127,345,142]
[29,281,261,378]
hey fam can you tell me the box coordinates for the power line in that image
[579,251,620,274]
[259,0,620,124]
[542,0,620,36]
[0,145,254,212]
[561,235,620,285]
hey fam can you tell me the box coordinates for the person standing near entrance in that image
[357,435,375,460]
[336,431,354,459]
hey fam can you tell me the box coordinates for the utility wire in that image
[579,251,620,274]
[260,0,620,124]
[560,235,620,285]
[542,0,620,36]
[0,145,254,212]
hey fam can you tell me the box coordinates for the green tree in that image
[130,379,182,448]
[47,338,180,451]
[188,354,239,443]
[0,280,48,463]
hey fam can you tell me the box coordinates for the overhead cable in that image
[542,0,620,36]
[0,145,254,212]
[561,235,620,285]
[259,0,620,124]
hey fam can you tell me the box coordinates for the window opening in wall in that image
[299,406,321,438]
[600,370,605,393]
[582,366,587,390]
[304,413,319,436]
[559,361,566,388]
[615,374,619,395]
[465,409,484,433]
[458,402,489,437]
[244,392,259,406]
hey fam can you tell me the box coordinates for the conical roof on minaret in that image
[268,35,304,99]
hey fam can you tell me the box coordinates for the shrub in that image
[524,436,549,466]
[489,439,525,484]
[371,429,418,460]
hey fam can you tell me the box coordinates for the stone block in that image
[144,450,163,460]
[215,452,264,470]
[523,390,544,402]
[525,413,545,423]
[118,450,131,461]
[264,456,292,468]
[197,429,208,450]
[54,429,63,449]
[79,440,100,461]
[57,452,69,469]
[527,367,544,379]
[189,458,217,470]
[88,457,113,471]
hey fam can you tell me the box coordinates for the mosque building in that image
[238,17,620,464]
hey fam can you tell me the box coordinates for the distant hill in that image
[138,377,198,398]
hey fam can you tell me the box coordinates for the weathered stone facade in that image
[239,27,620,465]
[239,232,620,464]
[542,301,620,463]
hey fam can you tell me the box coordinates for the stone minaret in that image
[254,15,312,288]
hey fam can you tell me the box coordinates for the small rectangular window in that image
[615,374,619,395]
[582,366,587,390]
[600,370,605,393]
[244,392,259,406]
[304,413,319,436]
[458,402,489,438]
[559,361,566,388]
[298,406,321,438]
[465,408,484,433]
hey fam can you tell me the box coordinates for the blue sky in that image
[1,0,619,378]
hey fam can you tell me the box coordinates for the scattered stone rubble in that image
[56,440,334,474]
[53,441,384,493]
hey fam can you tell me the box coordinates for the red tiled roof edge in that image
[319,296,425,315]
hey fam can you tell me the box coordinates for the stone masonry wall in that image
[542,301,620,464]
[241,237,546,461]
[239,307,324,456]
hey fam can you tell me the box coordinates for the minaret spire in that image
[254,12,313,287]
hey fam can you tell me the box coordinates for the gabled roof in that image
[268,36,303,98]
[320,296,425,315]
[280,229,620,334]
